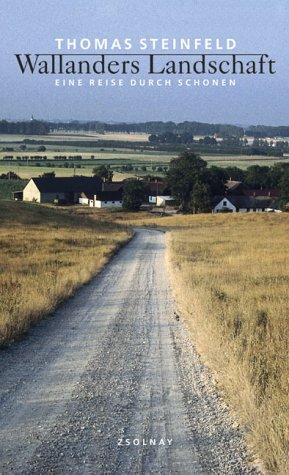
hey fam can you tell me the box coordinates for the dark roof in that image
[81,190,123,201]
[245,188,279,198]
[225,180,243,191]
[102,181,124,192]
[31,177,102,193]
[97,191,123,201]
[145,181,171,195]
[213,195,276,209]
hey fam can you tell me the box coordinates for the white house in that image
[156,195,175,207]
[213,195,277,213]
[213,197,237,213]
[79,191,123,208]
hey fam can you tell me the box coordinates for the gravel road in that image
[0,229,257,474]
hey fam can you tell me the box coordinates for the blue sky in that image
[1,0,288,124]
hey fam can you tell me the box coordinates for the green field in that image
[0,132,150,143]
[0,166,137,180]
[202,154,289,169]
[1,133,288,181]
[0,149,173,162]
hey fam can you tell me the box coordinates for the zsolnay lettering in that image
[117,438,173,447]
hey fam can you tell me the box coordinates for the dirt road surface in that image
[0,229,256,474]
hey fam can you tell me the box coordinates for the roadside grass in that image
[165,213,289,473]
[80,208,289,472]
[0,202,131,345]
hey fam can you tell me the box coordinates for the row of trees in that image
[52,121,289,138]
[2,119,289,139]
[52,120,244,137]
[0,120,49,135]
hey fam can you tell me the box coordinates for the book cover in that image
[0,1,288,473]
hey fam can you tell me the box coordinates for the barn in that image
[22,176,102,204]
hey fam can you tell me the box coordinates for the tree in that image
[148,134,158,143]
[166,151,208,211]
[92,165,113,182]
[278,170,289,210]
[37,145,46,152]
[122,179,146,211]
[244,165,271,188]
[207,166,227,195]
[223,166,245,182]
[190,182,211,213]
[270,163,289,187]
[0,171,20,180]
[40,171,55,178]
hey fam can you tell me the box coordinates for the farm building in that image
[79,190,123,208]
[101,181,124,193]
[212,196,277,213]
[22,177,102,204]
[146,181,173,206]
[213,180,280,213]
[79,181,124,208]
[156,195,176,207]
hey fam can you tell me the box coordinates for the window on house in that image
[223,200,227,206]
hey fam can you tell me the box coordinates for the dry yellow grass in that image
[164,213,289,473]
[0,202,130,345]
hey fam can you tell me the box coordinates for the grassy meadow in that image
[165,213,289,474]
[0,202,130,345]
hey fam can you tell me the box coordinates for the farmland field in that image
[0,167,135,182]
[0,132,150,143]
[0,150,173,161]
[1,133,288,181]
[202,154,288,169]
